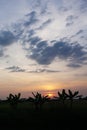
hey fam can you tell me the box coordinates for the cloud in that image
[24,11,38,27]
[0,30,17,57]
[27,30,35,37]
[36,41,48,48]
[6,66,26,72]
[28,68,60,73]
[66,15,78,21]
[29,36,41,45]
[0,45,5,57]
[66,15,78,27]
[0,0,87,70]
[26,40,87,67]
[76,30,84,35]
[0,30,16,46]
[66,22,74,27]
[37,19,52,30]
[0,48,4,57]
[70,29,85,39]
[67,63,81,68]
[5,65,60,73]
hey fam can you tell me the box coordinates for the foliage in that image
[28,92,50,109]
[54,89,67,106]
[7,93,21,109]
[65,90,82,108]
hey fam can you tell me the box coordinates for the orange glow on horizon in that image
[47,93,53,98]
[44,85,57,91]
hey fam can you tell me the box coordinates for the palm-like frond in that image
[67,90,80,99]
[29,92,50,109]
[7,93,21,108]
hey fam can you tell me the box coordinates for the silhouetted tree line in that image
[1,89,87,110]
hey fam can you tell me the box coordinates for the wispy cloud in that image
[24,11,38,27]
[66,15,78,27]
[67,63,81,68]
[37,19,52,30]
[5,66,60,73]
[76,30,84,35]
[6,66,26,72]
[28,68,60,73]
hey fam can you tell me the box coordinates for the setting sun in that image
[48,93,53,98]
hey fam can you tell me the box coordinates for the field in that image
[0,100,87,130]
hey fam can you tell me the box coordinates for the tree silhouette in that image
[7,93,21,109]
[28,92,50,110]
[54,89,67,107]
[65,90,81,109]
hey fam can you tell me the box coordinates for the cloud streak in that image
[28,68,60,73]
[6,66,26,72]
[24,11,38,27]
[5,66,60,73]
[37,19,52,30]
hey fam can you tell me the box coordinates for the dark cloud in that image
[29,37,41,45]
[6,66,26,72]
[14,29,23,39]
[66,15,78,27]
[36,41,48,48]
[0,30,16,46]
[5,65,60,73]
[0,30,17,57]
[26,40,87,67]
[66,22,74,27]
[76,30,84,35]
[0,48,4,57]
[37,19,52,30]
[22,36,41,50]
[28,68,60,73]
[66,15,78,21]
[27,30,35,37]
[67,63,81,68]
[70,30,84,38]
[24,11,38,26]
[0,50,4,57]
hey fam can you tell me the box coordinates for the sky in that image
[0,0,87,99]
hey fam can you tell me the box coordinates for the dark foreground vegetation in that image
[0,89,87,130]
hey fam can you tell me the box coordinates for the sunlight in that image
[44,85,55,91]
[48,93,53,98]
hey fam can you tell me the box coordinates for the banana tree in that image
[66,90,81,109]
[7,93,21,109]
[28,92,50,110]
[54,89,67,107]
